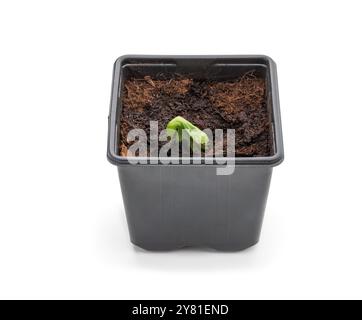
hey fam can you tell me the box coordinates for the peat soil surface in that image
[120,71,272,157]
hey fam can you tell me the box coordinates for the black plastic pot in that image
[107,55,284,251]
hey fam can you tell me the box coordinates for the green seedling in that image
[166,116,209,150]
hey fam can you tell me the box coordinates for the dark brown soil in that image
[120,71,272,157]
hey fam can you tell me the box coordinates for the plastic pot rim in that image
[107,55,284,167]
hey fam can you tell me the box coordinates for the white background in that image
[0,0,361,300]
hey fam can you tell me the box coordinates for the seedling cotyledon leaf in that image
[166,116,209,150]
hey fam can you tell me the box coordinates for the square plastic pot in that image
[107,55,284,251]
